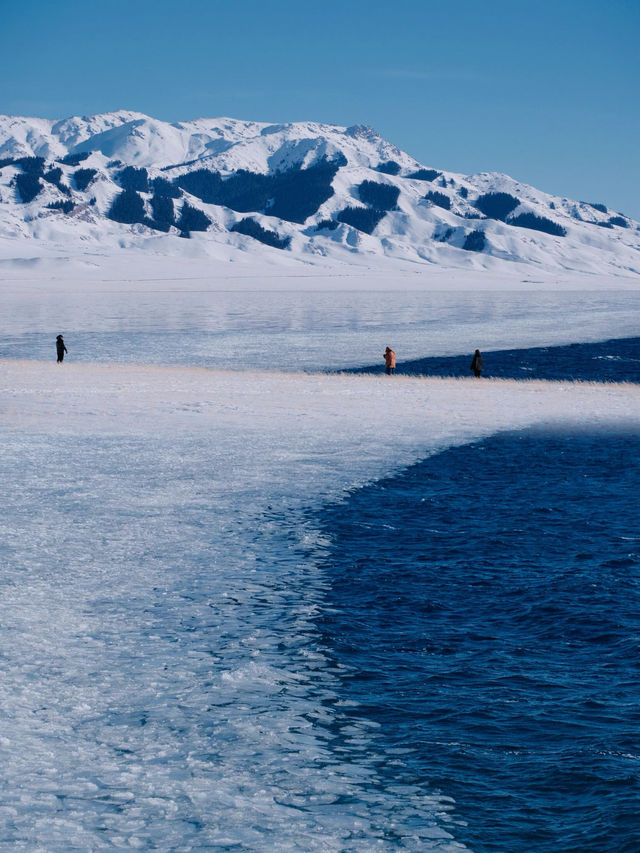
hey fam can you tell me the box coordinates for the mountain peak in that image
[345,124,380,141]
[0,110,638,278]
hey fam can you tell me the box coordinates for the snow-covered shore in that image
[4,358,640,449]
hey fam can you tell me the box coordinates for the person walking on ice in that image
[56,335,68,363]
[383,346,396,375]
[470,348,483,377]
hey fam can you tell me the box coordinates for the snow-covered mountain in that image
[1,110,639,277]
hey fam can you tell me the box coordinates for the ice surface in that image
[1,273,640,850]
[2,276,640,370]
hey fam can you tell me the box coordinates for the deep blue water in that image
[318,429,640,852]
[344,336,640,383]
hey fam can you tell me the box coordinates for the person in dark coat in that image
[470,349,482,377]
[56,335,68,363]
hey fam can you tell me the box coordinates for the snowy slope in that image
[0,110,639,278]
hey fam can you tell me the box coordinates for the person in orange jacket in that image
[383,346,396,375]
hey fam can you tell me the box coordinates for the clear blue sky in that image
[2,0,638,218]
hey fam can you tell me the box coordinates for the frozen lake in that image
[1,274,639,850]
[2,285,640,369]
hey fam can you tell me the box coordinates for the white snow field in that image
[1,268,640,851]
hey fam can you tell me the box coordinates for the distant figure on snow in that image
[383,346,396,375]
[56,335,68,363]
[470,348,483,377]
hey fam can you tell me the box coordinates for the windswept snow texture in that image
[0,110,639,276]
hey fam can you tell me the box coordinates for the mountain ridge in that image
[1,110,638,278]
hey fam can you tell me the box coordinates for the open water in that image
[317,428,640,852]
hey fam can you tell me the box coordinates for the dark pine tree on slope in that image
[14,156,45,203]
[376,160,401,175]
[108,189,146,224]
[424,190,451,210]
[315,219,339,231]
[152,177,182,198]
[150,195,175,231]
[176,158,341,224]
[462,230,486,252]
[230,217,291,249]
[336,206,387,234]
[508,212,566,236]
[47,200,74,214]
[15,156,45,174]
[268,160,339,222]
[59,152,90,166]
[116,166,149,192]
[15,172,43,203]
[43,167,63,185]
[74,168,98,191]
[358,180,400,210]
[43,167,71,195]
[406,168,441,182]
[475,192,520,221]
[177,202,211,235]
[176,170,222,203]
